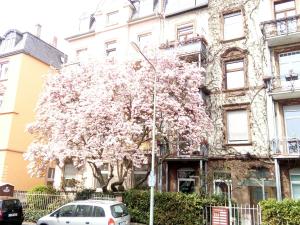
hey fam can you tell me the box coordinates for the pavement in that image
[23,223,35,225]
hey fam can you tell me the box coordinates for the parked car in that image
[0,196,24,225]
[37,200,130,225]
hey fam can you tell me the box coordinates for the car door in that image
[89,206,107,225]
[72,204,95,225]
[53,204,76,225]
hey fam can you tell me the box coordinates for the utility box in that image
[0,183,14,196]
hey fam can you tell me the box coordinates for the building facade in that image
[0,29,67,190]
[52,0,300,204]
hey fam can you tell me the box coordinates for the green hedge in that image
[260,199,300,225]
[24,209,51,222]
[123,190,225,225]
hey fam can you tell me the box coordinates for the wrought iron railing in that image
[261,15,300,39]
[271,138,300,156]
[159,36,207,62]
[272,74,300,91]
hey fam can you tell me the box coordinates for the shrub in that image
[27,185,60,210]
[24,209,50,222]
[123,190,225,225]
[28,185,58,194]
[260,199,300,225]
[75,188,96,200]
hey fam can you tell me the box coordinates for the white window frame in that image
[226,109,250,144]
[47,168,55,181]
[225,59,245,89]
[177,23,194,42]
[283,105,300,154]
[177,168,196,193]
[223,11,244,40]
[0,62,9,80]
[290,168,300,200]
[279,50,300,82]
[138,33,152,50]
[106,11,119,26]
[105,41,117,58]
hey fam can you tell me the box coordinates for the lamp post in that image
[131,42,157,225]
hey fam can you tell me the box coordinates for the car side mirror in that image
[56,213,60,218]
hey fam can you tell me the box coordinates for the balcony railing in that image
[271,138,300,156]
[272,74,300,91]
[261,14,300,39]
[159,142,208,158]
[160,36,207,62]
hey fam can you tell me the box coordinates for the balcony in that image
[159,142,208,160]
[271,138,300,158]
[270,74,300,100]
[160,36,207,63]
[261,15,300,47]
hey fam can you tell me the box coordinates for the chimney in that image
[35,24,42,38]
[52,36,58,48]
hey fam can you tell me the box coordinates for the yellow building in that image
[0,30,67,191]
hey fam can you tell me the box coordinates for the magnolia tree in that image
[25,54,212,191]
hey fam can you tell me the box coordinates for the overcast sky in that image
[0,0,102,51]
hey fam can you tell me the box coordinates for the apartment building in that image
[0,29,67,190]
[261,0,300,201]
[57,0,300,204]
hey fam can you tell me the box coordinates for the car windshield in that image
[110,204,128,218]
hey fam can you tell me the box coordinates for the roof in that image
[0,29,67,69]
[69,200,122,206]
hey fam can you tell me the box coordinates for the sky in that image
[0,0,102,51]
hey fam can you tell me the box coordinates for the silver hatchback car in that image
[37,200,130,225]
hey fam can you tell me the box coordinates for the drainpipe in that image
[274,158,282,201]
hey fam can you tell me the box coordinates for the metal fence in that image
[13,191,116,211]
[204,204,261,225]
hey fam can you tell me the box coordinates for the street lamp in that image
[130,41,157,225]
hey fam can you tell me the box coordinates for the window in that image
[177,168,196,193]
[290,168,300,200]
[76,48,88,60]
[105,41,117,59]
[275,0,296,19]
[64,163,78,187]
[138,33,151,50]
[107,11,119,26]
[54,205,75,217]
[165,0,207,14]
[111,204,129,218]
[0,95,3,109]
[95,163,109,188]
[225,60,245,89]
[47,168,55,181]
[274,0,296,34]
[284,105,300,154]
[223,11,244,40]
[279,51,300,81]
[74,205,93,217]
[131,0,154,17]
[0,62,9,80]
[213,171,232,198]
[226,109,249,144]
[93,206,105,217]
[177,24,194,42]
[133,165,148,189]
